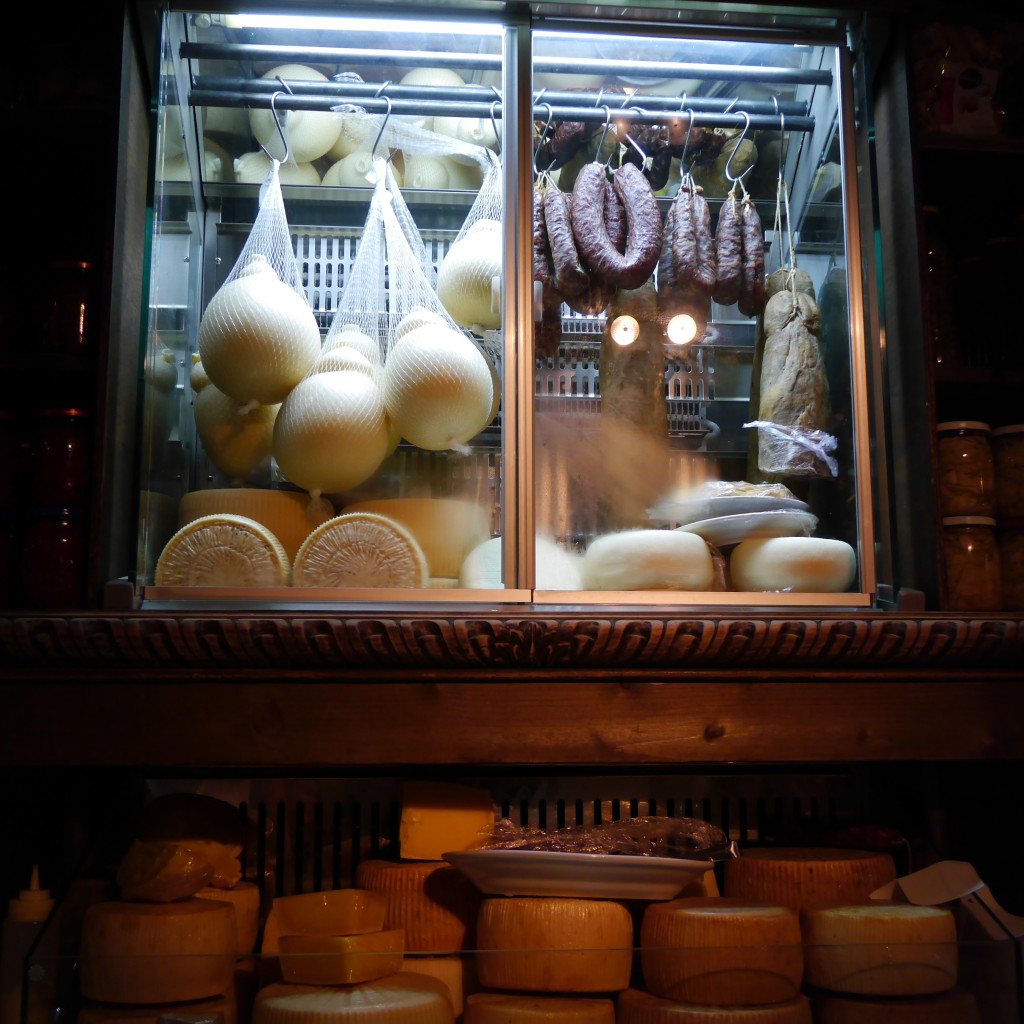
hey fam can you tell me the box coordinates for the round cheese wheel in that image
[802,903,958,997]
[581,529,714,590]
[77,993,237,1024]
[355,860,480,953]
[278,929,405,985]
[178,488,334,562]
[80,899,236,1004]
[617,988,813,1024]
[273,888,386,937]
[155,514,291,588]
[722,848,897,911]
[400,957,473,1018]
[253,976,455,1024]
[812,986,980,1024]
[465,993,615,1023]
[475,897,633,993]
[196,882,261,955]
[340,498,491,578]
[729,537,857,593]
[640,897,804,1006]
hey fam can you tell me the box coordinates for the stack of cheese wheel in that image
[464,992,616,1024]
[640,897,804,1007]
[812,986,980,1024]
[253,974,455,1024]
[79,839,238,1009]
[617,987,813,1024]
[722,849,898,911]
[273,887,405,986]
[801,903,958,998]
[474,896,634,994]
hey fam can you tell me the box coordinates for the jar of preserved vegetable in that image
[941,516,1002,612]
[936,421,995,516]
[997,522,1024,611]
[992,424,1024,519]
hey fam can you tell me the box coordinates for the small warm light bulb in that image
[666,313,698,345]
[609,314,639,346]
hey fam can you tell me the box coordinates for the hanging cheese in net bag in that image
[271,161,394,499]
[327,105,503,336]
[197,159,320,410]
[745,171,837,478]
[376,159,497,455]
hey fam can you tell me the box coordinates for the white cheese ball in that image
[582,530,714,590]
[730,536,857,593]
[198,254,321,406]
[249,64,342,163]
[437,220,503,330]
[233,151,321,185]
[272,370,390,495]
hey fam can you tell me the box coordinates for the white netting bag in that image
[196,158,321,409]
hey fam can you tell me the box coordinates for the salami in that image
[533,186,555,290]
[738,197,766,317]
[671,185,699,291]
[544,183,589,297]
[691,188,717,295]
[604,181,628,255]
[712,195,742,306]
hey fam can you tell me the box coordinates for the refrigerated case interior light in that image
[667,313,698,345]
[609,315,640,346]
[225,13,501,35]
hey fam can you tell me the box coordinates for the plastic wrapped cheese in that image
[79,899,236,1004]
[475,897,633,992]
[801,903,958,997]
[581,529,714,590]
[640,897,804,1006]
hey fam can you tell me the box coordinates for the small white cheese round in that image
[729,536,857,593]
[581,529,714,591]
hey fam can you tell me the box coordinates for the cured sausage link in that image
[712,195,742,306]
[612,162,663,289]
[691,190,717,295]
[544,183,589,297]
[738,197,767,317]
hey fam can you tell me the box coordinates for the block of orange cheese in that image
[399,780,495,860]
[278,929,405,985]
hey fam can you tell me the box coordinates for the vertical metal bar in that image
[502,13,535,590]
[836,43,878,600]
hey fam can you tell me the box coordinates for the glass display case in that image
[135,4,880,608]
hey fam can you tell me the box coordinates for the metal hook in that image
[596,105,616,166]
[489,98,502,156]
[724,110,752,183]
[678,108,699,174]
[534,101,557,176]
[370,93,393,163]
[267,86,291,165]
[771,96,787,181]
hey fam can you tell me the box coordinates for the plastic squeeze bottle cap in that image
[7,867,54,923]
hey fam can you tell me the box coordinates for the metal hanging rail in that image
[178,41,834,87]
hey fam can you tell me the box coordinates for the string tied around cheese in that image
[743,420,839,477]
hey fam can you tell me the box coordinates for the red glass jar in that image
[29,408,91,508]
[21,508,88,608]
[42,260,96,354]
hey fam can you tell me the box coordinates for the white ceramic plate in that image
[442,849,711,900]
[650,494,810,524]
[676,509,818,547]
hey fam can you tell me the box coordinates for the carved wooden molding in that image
[2,611,1021,676]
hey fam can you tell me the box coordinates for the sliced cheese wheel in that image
[464,993,615,1023]
[253,975,455,1024]
[723,848,897,911]
[80,899,236,1004]
[196,881,261,955]
[178,488,334,561]
[475,897,633,993]
[278,929,405,985]
[293,512,429,588]
[115,839,214,902]
[355,860,481,953]
[77,993,237,1024]
[399,779,494,860]
[400,957,474,1017]
[581,530,714,590]
[812,986,980,1024]
[273,888,386,937]
[640,897,804,1006]
[617,988,812,1024]
[341,498,491,579]
[729,537,857,593]
[155,514,290,587]
[802,903,958,996]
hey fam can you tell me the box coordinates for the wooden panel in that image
[2,676,1021,767]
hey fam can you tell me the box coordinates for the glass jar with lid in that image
[936,421,995,516]
[992,424,1024,520]
[941,516,1002,611]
